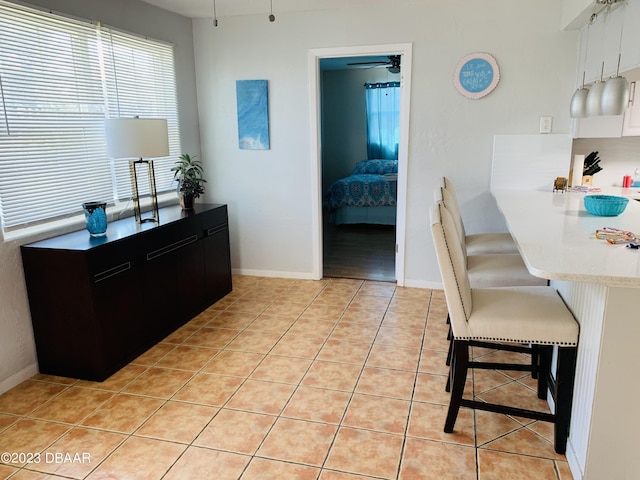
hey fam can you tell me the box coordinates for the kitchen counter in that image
[492,189,640,286]
[492,188,640,480]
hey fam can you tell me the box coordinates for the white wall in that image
[193,0,578,285]
[0,0,200,393]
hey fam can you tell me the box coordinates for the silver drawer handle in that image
[147,234,198,261]
[94,262,131,283]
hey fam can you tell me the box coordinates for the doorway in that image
[308,44,412,286]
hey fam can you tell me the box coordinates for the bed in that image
[324,159,398,225]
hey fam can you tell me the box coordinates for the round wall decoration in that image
[453,52,500,99]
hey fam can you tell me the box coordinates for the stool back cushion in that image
[442,178,467,239]
[439,186,467,259]
[430,202,472,336]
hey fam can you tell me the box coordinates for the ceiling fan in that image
[347,55,401,74]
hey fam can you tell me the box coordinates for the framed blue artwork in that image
[236,79,270,150]
[453,53,500,100]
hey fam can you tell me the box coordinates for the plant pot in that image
[179,193,195,210]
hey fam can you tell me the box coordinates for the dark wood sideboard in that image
[20,203,232,381]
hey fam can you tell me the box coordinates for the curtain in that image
[365,82,400,160]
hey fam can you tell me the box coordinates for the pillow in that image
[352,159,398,175]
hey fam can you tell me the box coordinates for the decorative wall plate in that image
[453,52,500,99]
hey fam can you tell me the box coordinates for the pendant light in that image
[570,20,592,118]
[213,0,218,26]
[601,3,629,115]
[587,62,606,116]
[570,73,590,118]
[268,0,275,22]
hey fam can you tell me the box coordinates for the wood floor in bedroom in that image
[322,220,396,282]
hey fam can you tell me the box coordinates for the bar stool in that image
[440,177,519,255]
[435,199,546,370]
[430,202,579,454]
[433,192,545,288]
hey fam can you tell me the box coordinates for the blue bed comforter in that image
[324,160,398,210]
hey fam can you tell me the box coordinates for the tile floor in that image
[0,276,573,480]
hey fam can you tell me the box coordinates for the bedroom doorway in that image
[308,44,412,286]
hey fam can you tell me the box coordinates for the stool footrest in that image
[470,361,535,372]
[457,399,555,424]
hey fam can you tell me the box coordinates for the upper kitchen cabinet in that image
[622,69,640,136]
[572,1,640,138]
[582,2,633,83]
[619,0,640,72]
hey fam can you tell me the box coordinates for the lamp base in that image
[130,159,159,224]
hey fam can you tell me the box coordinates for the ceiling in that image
[141,0,423,19]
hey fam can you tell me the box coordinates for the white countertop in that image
[492,188,640,286]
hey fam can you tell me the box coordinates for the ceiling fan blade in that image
[346,61,389,66]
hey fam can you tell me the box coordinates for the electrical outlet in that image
[539,116,553,134]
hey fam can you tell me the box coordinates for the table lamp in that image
[105,117,169,223]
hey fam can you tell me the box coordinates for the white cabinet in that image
[572,1,640,138]
[622,74,640,136]
[620,0,640,72]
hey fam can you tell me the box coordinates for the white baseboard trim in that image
[403,279,443,290]
[565,439,584,480]
[232,270,444,289]
[232,268,316,280]
[0,363,39,395]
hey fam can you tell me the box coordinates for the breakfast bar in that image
[492,188,640,480]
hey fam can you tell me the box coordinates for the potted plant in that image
[171,154,206,210]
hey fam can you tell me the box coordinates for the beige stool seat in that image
[430,202,579,454]
[439,177,519,255]
[466,232,518,256]
[467,253,546,288]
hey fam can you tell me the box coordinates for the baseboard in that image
[0,362,39,395]
[232,268,316,280]
[565,439,584,480]
[403,279,443,290]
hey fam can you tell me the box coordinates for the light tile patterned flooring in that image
[0,276,573,480]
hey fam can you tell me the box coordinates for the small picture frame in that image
[453,53,500,100]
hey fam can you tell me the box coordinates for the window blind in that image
[0,1,180,231]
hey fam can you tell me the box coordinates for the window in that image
[365,82,400,160]
[0,1,180,232]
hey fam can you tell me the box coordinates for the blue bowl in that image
[584,195,629,216]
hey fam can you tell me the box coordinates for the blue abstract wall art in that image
[236,79,270,150]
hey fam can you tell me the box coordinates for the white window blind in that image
[0,1,180,231]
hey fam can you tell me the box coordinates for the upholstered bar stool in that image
[440,177,519,255]
[430,202,580,454]
[435,198,547,369]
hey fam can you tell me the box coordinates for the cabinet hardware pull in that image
[630,81,636,107]
[94,262,131,283]
[147,234,198,261]
[207,223,228,236]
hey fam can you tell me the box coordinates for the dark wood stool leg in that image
[444,340,469,433]
[554,346,578,455]
[537,345,553,400]
[531,344,539,379]
[446,326,453,367]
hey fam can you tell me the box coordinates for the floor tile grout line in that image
[1,277,571,478]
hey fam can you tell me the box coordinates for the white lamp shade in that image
[601,76,629,116]
[105,118,169,159]
[586,81,606,116]
[570,87,590,118]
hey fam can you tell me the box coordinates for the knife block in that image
[582,175,593,186]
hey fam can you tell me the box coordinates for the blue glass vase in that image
[82,202,108,237]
